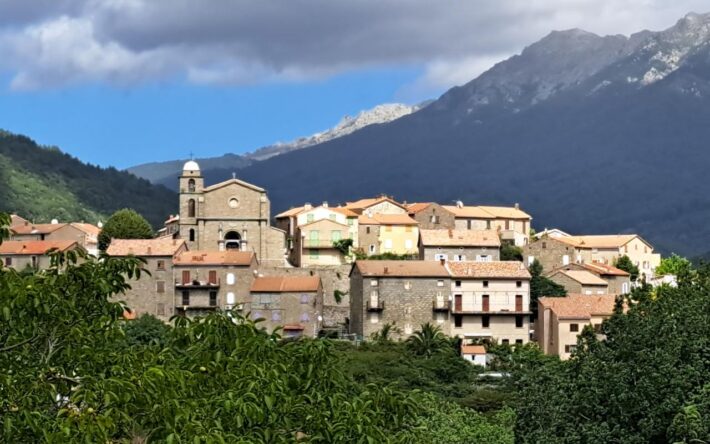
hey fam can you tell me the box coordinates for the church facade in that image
[177,161,286,265]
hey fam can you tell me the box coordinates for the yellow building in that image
[357,213,419,256]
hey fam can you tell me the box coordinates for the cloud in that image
[0,0,708,93]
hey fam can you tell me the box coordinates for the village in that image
[1,160,666,364]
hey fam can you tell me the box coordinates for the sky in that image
[0,0,707,169]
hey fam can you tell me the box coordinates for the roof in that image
[106,238,186,257]
[534,228,571,239]
[582,262,630,277]
[442,205,531,220]
[298,218,349,229]
[406,202,433,214]
[10,223,67,235]
[70,223,101,237]
[331,207,359,217]
[275,205,359,219]
[357,213,418,226]
[164,214,180,224]
[275,206,307,219]
[183,160,200,171]
[538,294,618,320]
[420,229,500,247]
[447,261,531,279]
[10,214,29,226]
[461,345,486,355]
[250,276,321,293]
[552,269,609,286]
[203,177,265,193]
[556,235,641,249]
[174,250,255,266]
[344,196,406,212]
[0,240,79,255]
[353,260,450,277]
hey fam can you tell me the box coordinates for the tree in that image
[614,254,640,281]
[529,259,566,317]
[332,238,353,256]
[656,253,693,277]
[98,208,153,251]
[501,243,523,261]
[406,323,449,358]
[370,322,401,343]
[123,313,171,347]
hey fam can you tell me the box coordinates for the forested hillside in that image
[0,131,176,228]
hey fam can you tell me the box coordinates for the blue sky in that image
[0,1,703,169]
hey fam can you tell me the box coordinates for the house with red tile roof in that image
[0,240,82,270]
[249,276,323,337]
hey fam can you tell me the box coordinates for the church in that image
[177,160,286,265]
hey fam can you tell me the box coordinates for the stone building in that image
[419,229,500,262]
[106,238,187,321]
[0,240,82,270]
[343,196,407,215]
[173,250,258,318]
[10,221,101,256]
[577,262,631,294]
[177,161,286,265]
[537,294,618,360]
[349,260,451,340]
[249,276,323,337]
[406,203,455,230]
[443,203,532,246]
[448,261,532,345]
[546,269,610,295]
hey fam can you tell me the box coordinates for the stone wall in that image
[117,256,176,321]
[410,203,455,230]
[421,246,500,261]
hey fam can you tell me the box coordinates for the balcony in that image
[175,278,220,288]
[450,307,531,315]
[432,300,451,311]
[367,300,384,311]
[303,239,338,249]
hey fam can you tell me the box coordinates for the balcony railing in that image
[432,300,451,311]
[450,307,531,315]
[175,278,220,288]
[303,239,338,248]
[367,300,384,311]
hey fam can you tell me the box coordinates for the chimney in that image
[322,201,328,208]
[456,200,463,208]
[304,203,313,210]
[440,258,446,266]
[514,203,520,210]
[147,246,152,255]
[51,219,59,225]
[384,266,389,274]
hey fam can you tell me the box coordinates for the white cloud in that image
[0,0,707,93]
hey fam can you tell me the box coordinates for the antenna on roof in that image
[232,172,236,179]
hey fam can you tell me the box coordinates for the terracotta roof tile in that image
[106,238,186,257]
[447,261,531,279]
[70,223,101,237]
[357,214,418,225]
[582,262,630,277]
[406,202,433,214]
[477,206,532,219]
[538,294,619,320]
[331,207,359,217]
[552,269,609,286]
[443,205,495,219]
[353,260,450,277]
[174,250,255,266]
[556,235,640,249]
[250,276,321,292]
[344,196,405,212]
[461,345,486,355]
[420,229,500,247]
[203,178,265,193]
[10,223,67,235]
[0,240,79,255]
[275,206,307,218]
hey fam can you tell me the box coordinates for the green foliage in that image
[500,243,523,261]
[614,254,640,281]
[406,322,449,358]
[656,253,693,277]
[370,322,401,343]
[529,259,566,317]
[333,289,348,304]
[513,269,710,443]
[0,212,9,244]
[354,251,417,260]
[0,131,176,228]
[98,208,154,251]
[122,313,171,347]
[332,238,353,256]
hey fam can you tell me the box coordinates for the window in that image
[187,179,195,192]
[347,218,353,226]
[370,279,378,287]
[157,260,165,270]
[209,291,218,307]
[563,255,570,265]
[515,339,523,345]
[455,280,461,288]
[189,229,195,242]
[570,323,579,332]
[272,311,282,321]
[300,312,310,322]
[369,245,375,254]
[31,256,37,268]
[482,315,490,328]
[515,315,524,328]
[486,220,491,229]
[384,239,393,249]
[385,225,392,232]
[208,270,217,284]
[542,242,547,249]
[226,292,235,305]
[483,280,489,288]
[187,199,196,217]
[307,214,314,223]
[565,345,577,354]
[434,253,448,261]
[4,257,11,266]
[584,290,592,295]
[594,324,602,333]
[482,295,490,312]
[404,281,412,290]
[181,291,190,306]
[622,282,629,294]
[454,315,462,328]
[331,230,342,242]
[476,254,491,262]
[527,256,535,266]
[405,225,412,232]
[437,280,444,287]
[157,303,165,316]
[516,280,522,288]
[228,198,239,208]
[226,273,235,285]
[370,312,379,324]
[300,294,309,304]
[157,281,165,293]
[366,227,371,234]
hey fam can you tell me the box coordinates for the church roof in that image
[203,178,265,193]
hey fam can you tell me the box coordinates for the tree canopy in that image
[656,253,693,277]
[98,208,154,251]
[614,254,640,281]
[528,259,566,316]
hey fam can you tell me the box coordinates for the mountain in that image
[127,103,421,188]
[0,130,176,229]
[201,12,710,257]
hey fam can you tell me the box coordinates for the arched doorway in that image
[225,231,241,250]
